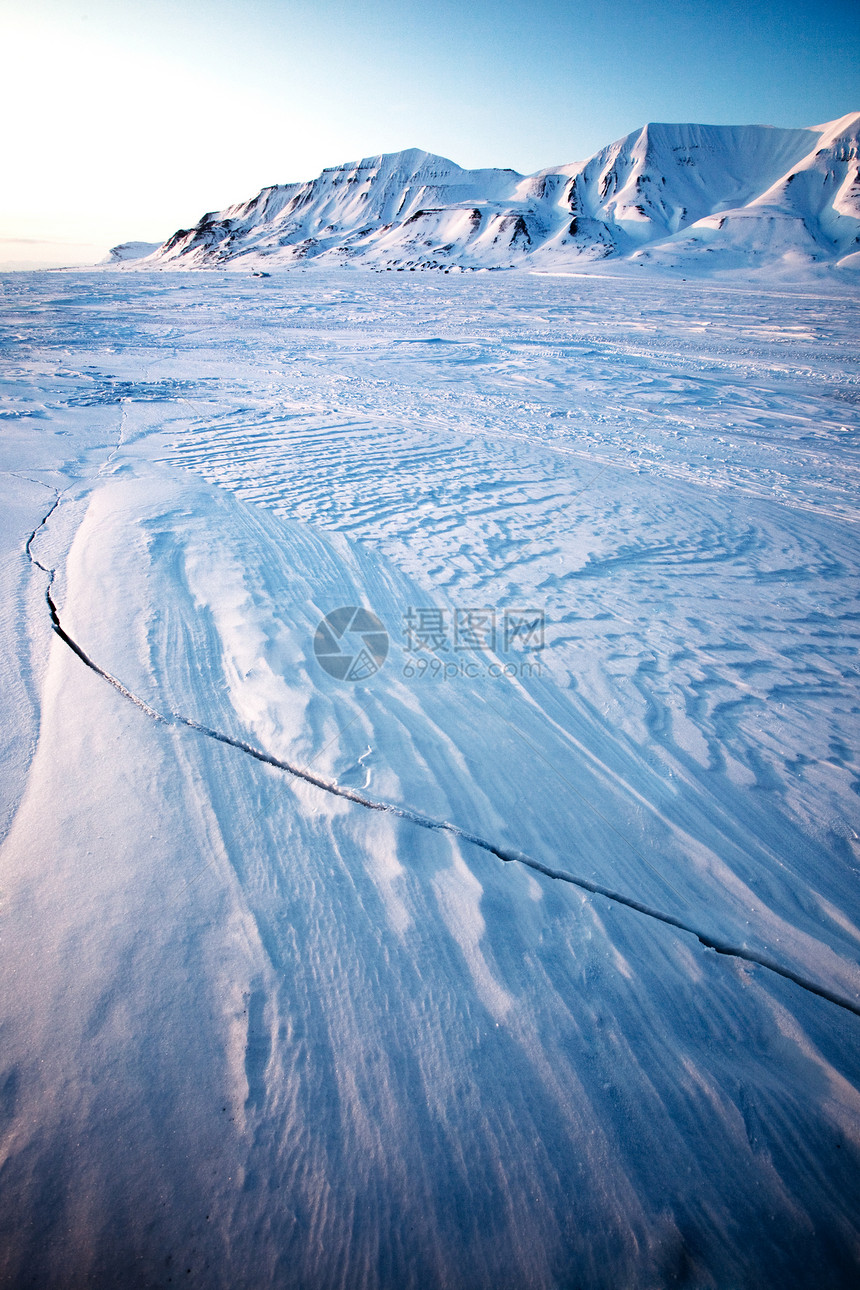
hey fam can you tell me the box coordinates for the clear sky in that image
[2,0,858,268]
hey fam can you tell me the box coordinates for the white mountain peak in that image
[118,117,860,275]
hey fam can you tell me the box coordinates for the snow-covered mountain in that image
[128,114,860,273]
[103,241,163,264]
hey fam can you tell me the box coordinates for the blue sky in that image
[2,0,858,267]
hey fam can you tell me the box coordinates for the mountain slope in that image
[633,113,860,270]
[130,116,860,274]
[150,149,527,270]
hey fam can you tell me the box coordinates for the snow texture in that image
[0,267,859,1288]
[124,115,860,276]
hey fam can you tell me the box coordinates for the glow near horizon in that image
[1,0,858,268]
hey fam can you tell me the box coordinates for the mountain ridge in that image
[120,114,860,274]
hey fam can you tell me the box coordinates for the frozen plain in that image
[1,267,859,1288]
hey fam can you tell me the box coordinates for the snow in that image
[1,267,859,1287]
[103,241,163,263]
[127,115,860,275]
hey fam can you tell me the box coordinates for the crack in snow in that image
[23,497,860,1022]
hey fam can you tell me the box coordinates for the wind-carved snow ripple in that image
[23,498,860,1021]
[166,412,574,593]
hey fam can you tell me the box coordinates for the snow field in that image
[0,268,859,1287]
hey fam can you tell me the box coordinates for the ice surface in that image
[1,268,859,1287]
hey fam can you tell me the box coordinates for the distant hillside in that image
[117,114,860,274]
